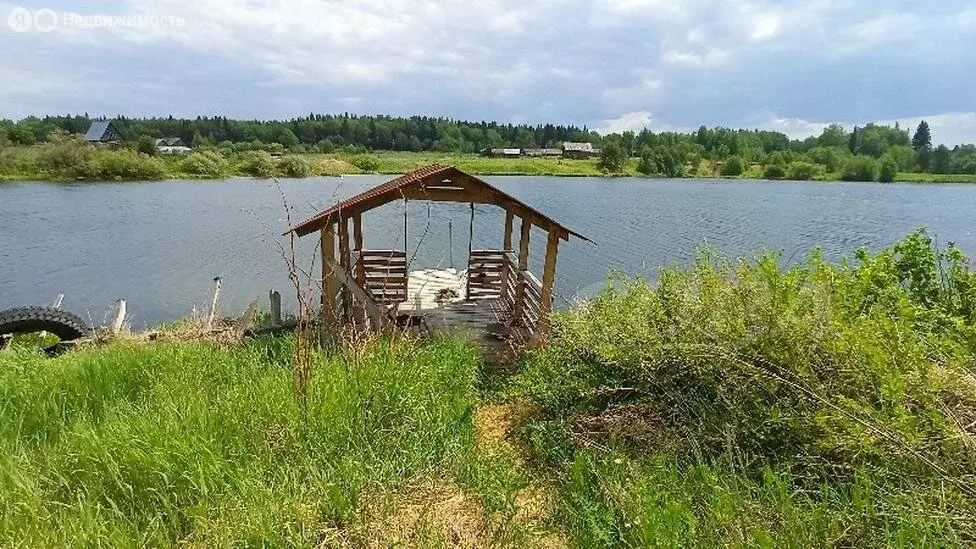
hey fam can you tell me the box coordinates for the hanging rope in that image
[467,203,475,261]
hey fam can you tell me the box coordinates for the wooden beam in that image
[503,207,514,250]
[353,212,365,285]
[338,216,351,323]
[325,257,389,330]
[538,230,560,340]
[320,224,336,322]
[512,216,531,326]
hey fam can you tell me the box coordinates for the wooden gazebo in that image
[287,164,590,343]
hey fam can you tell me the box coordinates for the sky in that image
[2,0,975,144]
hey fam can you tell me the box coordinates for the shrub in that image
[518,230,976,544]
[92,149,166,180]
[238,150,277,178]
[840,155,878,181]
[720,155,745,176]
[636,152,655,176]
[181,150,227,177]
[350,155,380,173]
[878,154,898,182]
[136,136,157,156]
[37,137,95,179]
[277,155,311,178]
[763,162,786,179]
[786,160,819,180]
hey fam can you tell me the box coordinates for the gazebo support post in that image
[353,212,365,286]
[512,216,531,327]
[538,230,560,340]
[338,215,351,323]
[501,207,514,306]
[320,222,336,325]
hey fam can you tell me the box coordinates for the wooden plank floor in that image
[400,268,512,349]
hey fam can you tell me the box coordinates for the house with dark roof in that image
[154,137,191,154]
[84,120,123,143]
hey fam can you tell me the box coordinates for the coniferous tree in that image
[912,121,933,172]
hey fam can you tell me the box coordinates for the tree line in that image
[597,121,976,180]
[2,113,975,179]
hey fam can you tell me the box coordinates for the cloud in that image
[593,111,653,134]
[0,0,974,144]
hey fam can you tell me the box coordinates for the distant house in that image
[561,142,596,159]
[524,148,562,158]
[481,148,522,158]
[155,137,192,155]
[84,120,123,143]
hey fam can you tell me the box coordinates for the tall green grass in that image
[517,229,976,547]
[0,336,479,546]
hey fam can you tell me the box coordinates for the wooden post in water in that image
[207,277,222,329]
[269,289,282,326]
[112,299,127,335]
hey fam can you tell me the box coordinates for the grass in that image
[0,335,490,546]
[3,230,976,546]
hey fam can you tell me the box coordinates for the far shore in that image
[3,149,976,184]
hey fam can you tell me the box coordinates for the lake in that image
[3,176,976,329]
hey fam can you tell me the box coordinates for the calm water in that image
[3,176,976,328]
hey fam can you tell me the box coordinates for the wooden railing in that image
[355,249,407,305]
[466,249,509,299]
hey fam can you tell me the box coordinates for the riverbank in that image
[2,231,974,546]
[3,144,976,183]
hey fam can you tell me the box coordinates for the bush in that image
[350,155,380,173]
[840,155,878,181]
[517,230,976,545]
[277,155,311,178]
[786,160,819,180]
[92,149,166,180]
[238,150,277,178]
[636,153,655,176]
[763,162,786,179]
[878,154,898,182]
[37,137,95,179]
[720,155,745,176]
[181,150,227,178]
[136,136,157,156]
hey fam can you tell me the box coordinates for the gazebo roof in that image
[288,164,590,242]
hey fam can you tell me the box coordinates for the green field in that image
[2,230,975,547]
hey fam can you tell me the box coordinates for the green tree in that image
[912,121,932,171]
[817,124,849,148]
[786,161,820,180]
[137,136,157,156]
[278,155,311,178]
[840,155,878,181]
[636,150,655,176]
[878,154,898,182]
[598,141,627,173]
[885,145,916,172]
[721,155,746,176]
[932,145,951,174]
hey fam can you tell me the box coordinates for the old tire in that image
[0,306,87,348]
